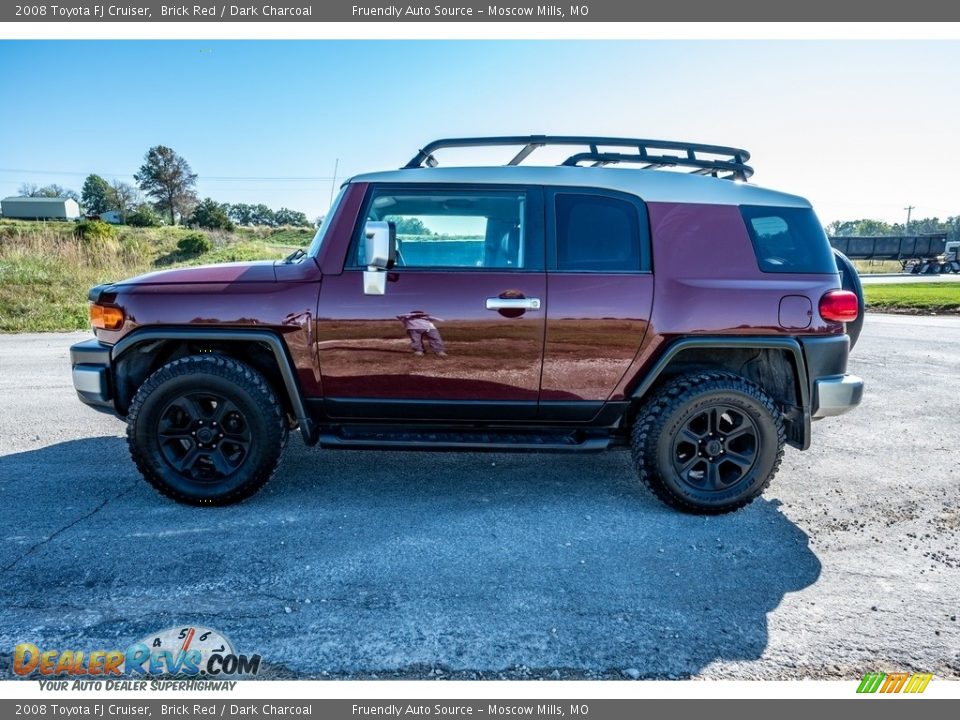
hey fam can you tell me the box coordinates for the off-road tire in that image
[631,372,785,515]
[127,354,287,506]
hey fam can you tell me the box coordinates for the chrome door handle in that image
[486,297,541,311]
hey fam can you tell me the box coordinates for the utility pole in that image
[904,205,915,234]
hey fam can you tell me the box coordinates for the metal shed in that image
[1,196,82,220]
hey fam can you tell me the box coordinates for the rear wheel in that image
[127,354,287,505]
[631,372,785,515]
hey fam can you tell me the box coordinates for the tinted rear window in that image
[741,205,836,274]
[555,193,647,272]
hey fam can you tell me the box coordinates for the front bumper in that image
[70,338,115,412]
[812,374,864,418]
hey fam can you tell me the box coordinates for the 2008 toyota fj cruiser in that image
[70,136,865,513]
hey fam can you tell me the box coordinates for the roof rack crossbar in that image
[403,135,753,181]
[561,151,749,179]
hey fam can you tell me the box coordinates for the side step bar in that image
[318,427,611,453]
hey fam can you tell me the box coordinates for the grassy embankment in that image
[863,283,960,315]
[0,219,312,332]
[2,219,957,331]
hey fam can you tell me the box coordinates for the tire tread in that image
[630,371,785,515]
[126,354,287,506]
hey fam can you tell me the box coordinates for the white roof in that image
[1,196,77,203]
[348,166,811,208]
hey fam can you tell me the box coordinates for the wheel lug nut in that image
[191,431,196,436]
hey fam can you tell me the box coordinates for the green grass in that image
[864,282,960,313]
[235,225,315,246]
[0,219,304,332]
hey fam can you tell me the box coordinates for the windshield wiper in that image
[284,248,306,264]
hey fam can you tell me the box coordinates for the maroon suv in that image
[70,136,864,513]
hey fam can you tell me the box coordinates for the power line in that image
[0,167,344,181]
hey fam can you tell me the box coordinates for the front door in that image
[316,184,546,420]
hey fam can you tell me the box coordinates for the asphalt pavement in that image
[0,315,958,680]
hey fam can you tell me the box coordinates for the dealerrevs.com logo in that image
[13,626,261,681]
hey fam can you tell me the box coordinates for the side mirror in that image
[363,221,395,269]
[362,221,395,295]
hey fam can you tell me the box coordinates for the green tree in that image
[19,182,80,202]
[134,145,198,225]
[190,197,235,231]
[826,219,895,237]
[226,203,256,226]
[251,204,275,226]
[81,174,112,215]
[274,207,311,226]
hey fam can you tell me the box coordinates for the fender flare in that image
[629,336,811,449]
[112,327,317,445]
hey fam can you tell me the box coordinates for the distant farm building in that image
[1,196,82,220]
[100,210,123,224]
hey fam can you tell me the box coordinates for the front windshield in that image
[307,186,347,257]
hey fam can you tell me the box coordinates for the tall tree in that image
[133,145,198,225]
[81,174,112,214]
[108,181,140,222]
[226,203,254,226]
[251,204,275,227]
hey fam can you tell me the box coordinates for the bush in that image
[176,232,212,255]
[74,220,117,244]
[127,204,162,227]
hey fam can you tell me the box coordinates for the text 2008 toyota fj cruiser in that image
[70,136,865,513]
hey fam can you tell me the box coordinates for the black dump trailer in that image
[828,233,958,274]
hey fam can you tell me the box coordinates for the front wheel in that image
[631,372,785,514]
[127,354,288,505]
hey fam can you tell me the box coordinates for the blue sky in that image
[1,40,959,224]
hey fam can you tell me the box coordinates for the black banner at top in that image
[1,0,959,22]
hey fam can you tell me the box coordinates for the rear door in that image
[316,184,547,420]
[540,188,654,420]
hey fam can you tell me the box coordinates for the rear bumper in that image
[812,374,864,417]
[70,338,115,413]
[802,334,864,418]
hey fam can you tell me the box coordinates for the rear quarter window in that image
[740,205,837,274]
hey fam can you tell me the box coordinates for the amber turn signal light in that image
[90,304,124,330]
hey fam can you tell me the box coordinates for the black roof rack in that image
[404,135,753,181]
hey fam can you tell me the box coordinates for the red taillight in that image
[819,290,859,323]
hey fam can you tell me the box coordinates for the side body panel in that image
[315,270,547,416]
[540,275,652,406]
[613,201,844,399]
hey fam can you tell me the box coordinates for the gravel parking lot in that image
[1,314,957,680]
